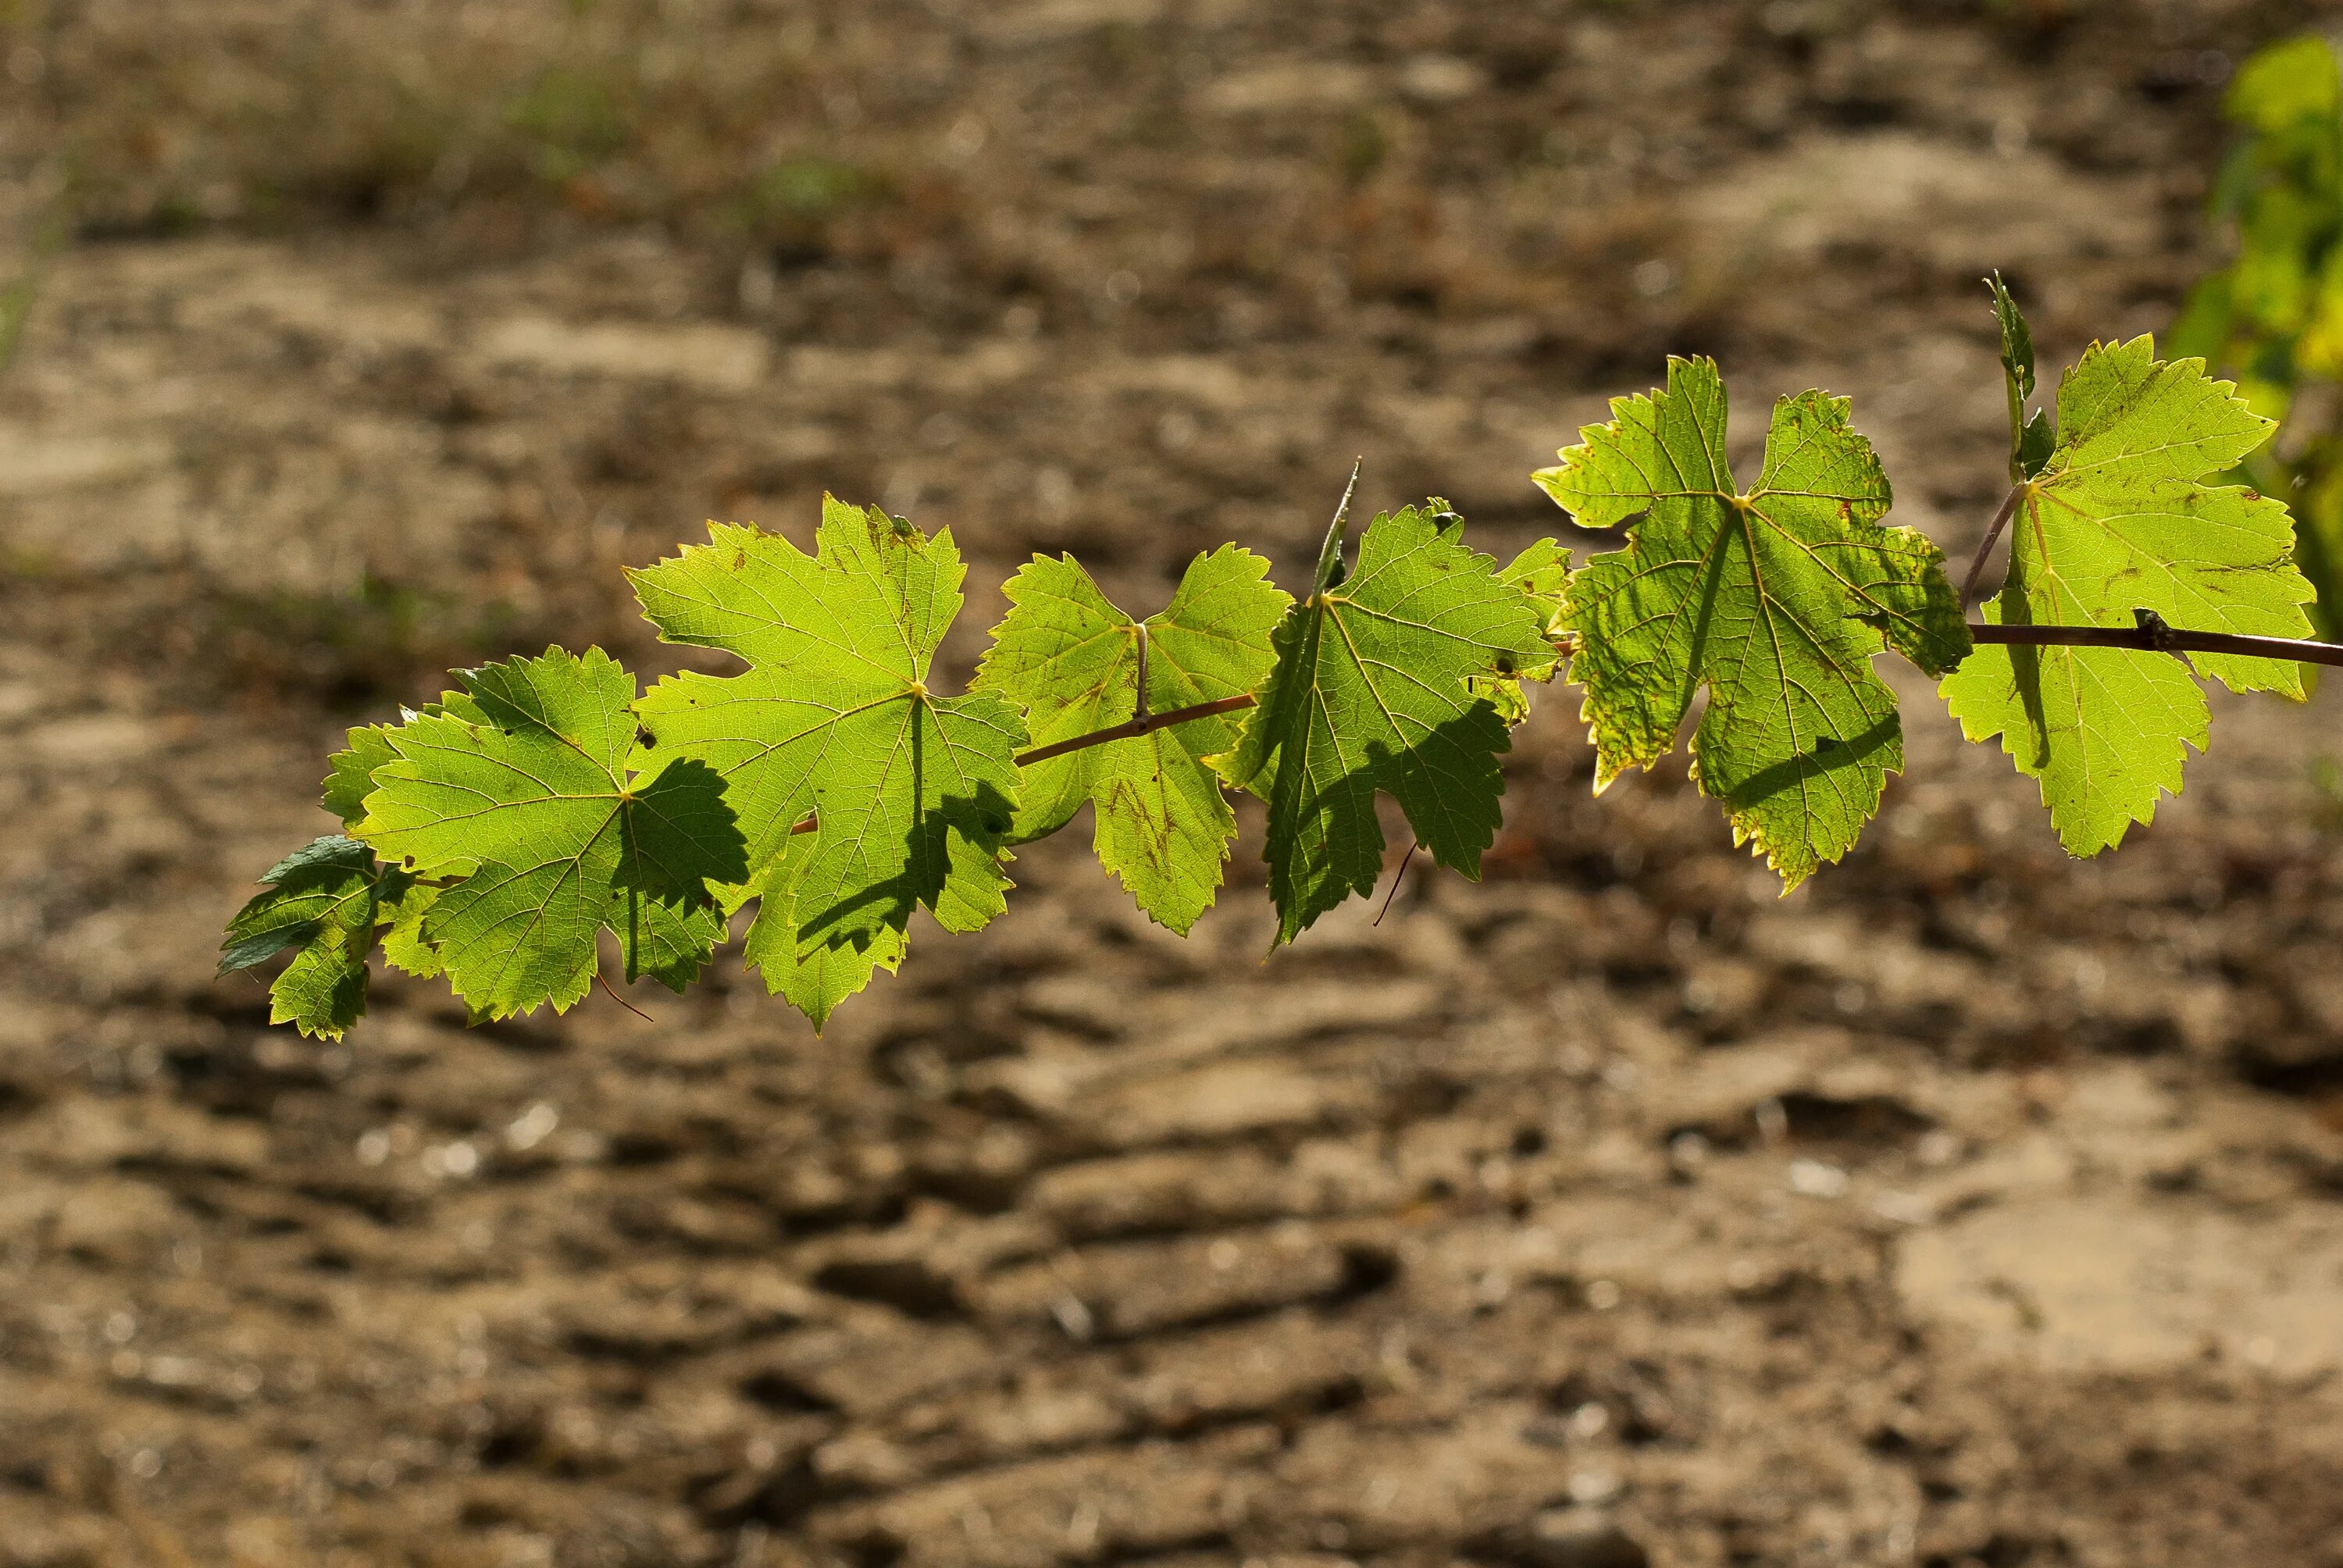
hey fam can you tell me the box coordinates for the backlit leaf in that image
[1536,356,1970,886]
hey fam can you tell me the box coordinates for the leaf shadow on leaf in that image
[790,767,1019,960]
[613,755,751,905]
[1985,586,2117,772]
[1274,700,1521,941]
[1714,711,1901,826]
[1366,703,1519,869]
[312,962,371,1029]
[2005,638,2054,765]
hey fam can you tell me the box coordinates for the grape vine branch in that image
[1968,618,2343,668]
[992,610,2343,775]
[219,283,2343,1038]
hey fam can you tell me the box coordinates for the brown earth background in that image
[8,2,2343,1565]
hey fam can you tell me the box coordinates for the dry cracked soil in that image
[6,2,2343,1566]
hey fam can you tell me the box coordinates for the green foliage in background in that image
[2172,33,2343,637]
[506,62,637,184]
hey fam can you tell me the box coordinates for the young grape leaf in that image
[322,699,502,979]
[377,879,445,979]
[355,647,744,1017]
[975,545,1289,933]
[323,725,398,825]
[1989,273,2056,480]
[1211,500,1549,945]
[1475,537,1571,725]
[1535,357,1970,886]
[219,836,411,1039]
[1499,537,1571,629]
[1940,333,2316,854]
[323,688,499,827]
[629,498,1025,1026]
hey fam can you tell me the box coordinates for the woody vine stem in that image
[1018,476,2343,775]
[1957,481,2343,669]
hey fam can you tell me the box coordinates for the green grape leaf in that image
[1941,334,2316,854]
[1989,273,2056,479]
[355,647,744,1017]
[975,545,1289,933]
[1211,500,1548,945]
[630,498,1024,1027]
[219,836,410,1039]
[1535,357,1970,886]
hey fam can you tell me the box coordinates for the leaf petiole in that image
[595,971,655,1022]
[1957,483,2024,612]
[1012,693,1257,765]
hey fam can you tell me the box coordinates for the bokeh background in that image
[7,2,2343,1564]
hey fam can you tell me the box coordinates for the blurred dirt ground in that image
[8,2,2343,1565]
